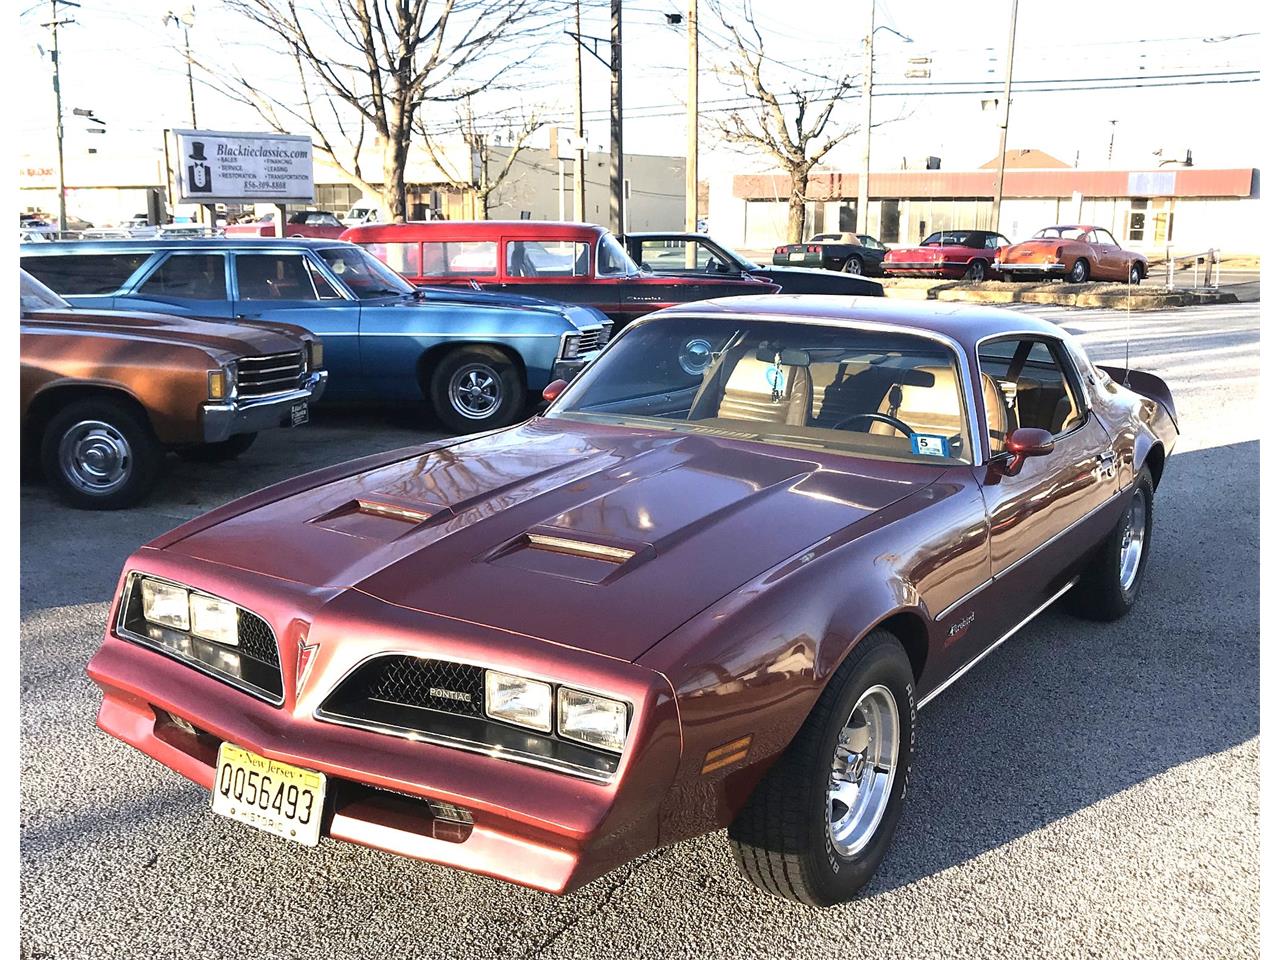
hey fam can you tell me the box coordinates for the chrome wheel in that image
[844,257,864,275]
[1129,264,1142,285]
[447,363,503,420]
[828,684,899,858]
[58,419,132,495]
[1119,491,1148,591]
[1070,259,1089,283]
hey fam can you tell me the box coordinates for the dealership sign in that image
[171,129,314,203]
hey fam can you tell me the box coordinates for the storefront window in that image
[1128,199,1147,242]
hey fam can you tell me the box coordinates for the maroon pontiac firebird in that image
[88,295,1177,906]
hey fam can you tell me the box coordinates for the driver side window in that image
[978,337,1087,439]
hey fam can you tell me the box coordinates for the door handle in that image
[1094,451,1117,479]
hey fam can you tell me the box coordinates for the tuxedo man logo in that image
[187,141,213,194]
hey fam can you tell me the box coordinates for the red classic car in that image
[88,295,1176,905]
[992,225,1148,284]
[881,229,1010,281]
[341,220,780,326]
[224,211,346,240]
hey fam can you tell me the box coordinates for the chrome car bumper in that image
[992,262,1066,275]
[202,370,328,443]
[551,349,602,383]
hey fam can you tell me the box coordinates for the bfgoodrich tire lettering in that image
[728,627,915,906]
[1068,466,1154,621]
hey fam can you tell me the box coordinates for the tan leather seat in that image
[982,373,1011,452]
[715,356,812,426]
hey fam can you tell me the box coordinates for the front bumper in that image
[201,370,328,443]
[87,559,680,894]
[991,262,1066,276]
[551,350,602,384]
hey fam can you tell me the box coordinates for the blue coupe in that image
[21,238,612,431]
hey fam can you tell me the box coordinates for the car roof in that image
[646,294,1066,350]
[343,221,610,240]
[18,237,354,253]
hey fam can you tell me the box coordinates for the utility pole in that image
[573,0,585,221]
[685,0,698,242]
[991,0,1019,235]
[855,0,874,236]
[44,0,79,237]
[1107,120,1118,166]
[609,0,624,235]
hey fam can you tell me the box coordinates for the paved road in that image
[21,303,1258,959]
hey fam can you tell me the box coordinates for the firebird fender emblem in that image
[945,612,975,646]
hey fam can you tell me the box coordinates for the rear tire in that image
[843,256,864,276]
[177,432,257,463]
[40,397,163,510]
[729,628,915,906]
[1068,258,1090,283]
[428,346,524,434]
[1068,466,1154,621]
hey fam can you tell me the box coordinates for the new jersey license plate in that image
[211,743,326,846]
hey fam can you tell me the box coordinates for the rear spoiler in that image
[1098,365,1178,431]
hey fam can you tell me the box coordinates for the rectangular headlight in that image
[307,340,324,370]
[190,593,239,646]
[560,334,582,360]
[557,688,628,753]
[140,579,189,631]
[484,670,553,732]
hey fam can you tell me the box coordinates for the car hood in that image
[414,286,607,329]
[165,418,942,662]
[21,307,306,356]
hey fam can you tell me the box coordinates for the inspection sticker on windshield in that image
[911,434,950,457]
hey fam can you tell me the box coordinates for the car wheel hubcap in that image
[828,684,899,858]
[448,364,502,420]
[1119,492,1147,591]
[1072,263,1086,282]
[846,259,862,275]
[59,420,131,494]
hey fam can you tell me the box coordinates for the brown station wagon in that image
[20,270,328,509]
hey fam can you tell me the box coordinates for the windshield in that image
[922,232,980,247]
[20,270,72,312]
[318,245,416,299]
[549,316,973,464]
[597,232,640,276]
[1033,226,1089,241]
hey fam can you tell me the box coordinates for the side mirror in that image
[996,427,1055,477]
[542,379,569,404]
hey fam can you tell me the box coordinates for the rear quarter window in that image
[22,253,150,295]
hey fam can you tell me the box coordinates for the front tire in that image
[964,259,988,281]
[1128,262,1144,285]
[729,628,915,906]
[428,346,524,434]
[40,397,163,510]
[1068,466,1154,621]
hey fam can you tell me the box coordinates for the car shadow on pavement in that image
[864,438,1258,896]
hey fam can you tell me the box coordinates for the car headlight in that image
[140,578,190,631]
[560,334,583,360]
[208,370,228,401]
[484,670,553,732]
[557,687,628,753]
[307,339,324,370]
[190,593,239,646]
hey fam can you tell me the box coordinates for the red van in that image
[341,220,780,326]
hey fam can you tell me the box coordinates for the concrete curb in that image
[878,278,1239,310]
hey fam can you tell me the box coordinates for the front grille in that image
[577,325,609,353]
[236,351,305,398]
[116,574,284,704]
[317,655,621,781]
[359,656,484,718]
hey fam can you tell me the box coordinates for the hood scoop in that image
[311,497,451,541]
[485,526,654,585]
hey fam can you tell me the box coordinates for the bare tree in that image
[710,0,859,242]
[200,0,563,218]
[418,99,544,219]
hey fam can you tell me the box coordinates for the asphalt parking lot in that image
[20,301,1258,959]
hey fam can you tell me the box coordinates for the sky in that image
[17,0,1264,186]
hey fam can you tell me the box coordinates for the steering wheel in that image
[830,411,915,437]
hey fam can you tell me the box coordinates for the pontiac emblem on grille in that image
[296,637,319,691]
[429,687,472,703]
